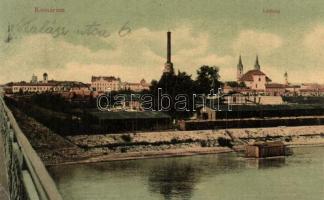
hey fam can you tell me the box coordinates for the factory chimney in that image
[163,31,174,74]
[167,31,171,63]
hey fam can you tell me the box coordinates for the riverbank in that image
[9,105,324,166]
[47,146,234,166]
[46,144,324,166]
[56,126,324,166]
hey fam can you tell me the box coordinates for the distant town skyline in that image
[1,0,324,84]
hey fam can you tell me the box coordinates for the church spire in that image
[5,24,12,43]
[284,71,289,85]
[254,55,260,70]
[238,55,243,66]
[237,55,244,81]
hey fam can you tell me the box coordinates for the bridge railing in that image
[0,95,62,200]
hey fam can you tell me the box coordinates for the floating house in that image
[245,141,285,158]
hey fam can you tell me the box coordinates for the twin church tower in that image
[237,55,261,81]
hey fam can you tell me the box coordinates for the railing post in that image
[0,94,62,200]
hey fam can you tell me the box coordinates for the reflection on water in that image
[246,157,286,169]
[48,147,324,200]
[148,162,199,200]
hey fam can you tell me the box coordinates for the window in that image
[259,77,261,81]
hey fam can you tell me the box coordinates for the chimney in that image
[163,31,174,74]
[167,31,171,63]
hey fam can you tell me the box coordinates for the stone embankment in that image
[69,125,324,148]
[229,126,324,146]
[9,105,324,165]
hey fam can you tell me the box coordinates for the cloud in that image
[0,25,235,83]
[233,30,283,55]
[304,24,324,57]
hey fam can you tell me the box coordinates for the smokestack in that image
[167,31,171,63]
[163,31,174,74]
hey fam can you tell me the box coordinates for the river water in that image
[48,146,324,200]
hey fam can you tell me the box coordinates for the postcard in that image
[0,1,323,200]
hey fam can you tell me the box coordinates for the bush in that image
[217,137,233,148]
[121,134,133,142]
[120,147,128,153]
[265,135,272,141]
[200,140,208,147]
[170,138,180,144]
[284,137,292,142]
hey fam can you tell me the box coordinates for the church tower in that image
[5,24,13,43]
[163,31,174,74]
[237,55,244,81]
[284,71,289,85]
[254,55,261,70]
[43,73,48,83]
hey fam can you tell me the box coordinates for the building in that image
[299,83,324,96]
[31,74,38,83]
[122,79,150,92]
[90,76,122,92]
[265,83,286,96]
[238,56,272,91]
[7,73,91,95]
[235,56,298,97]
[245,141,286,158]
[11,82,57,93]
[67,82,91,96]
[91,76,150,92]
[239,69,271,90]
[88,111,172,133]
[284,84,301,96]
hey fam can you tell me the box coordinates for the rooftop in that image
[89,111,171,120]
[265,83,286,88]
[91,76,120,82]
[239,69,271,82]
[251,141,285,147]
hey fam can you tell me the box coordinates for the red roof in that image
[265,83,286,88]
[239,69,271,82]
[12,82,57,86]
[299,88,324,92]
[91,76,120,82]
[285,85,301,88]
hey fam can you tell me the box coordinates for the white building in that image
[91,76,122,92]
[8,73,91,94]
[31,74,38,83]
[122,79,150,92]
[11,82,56,93]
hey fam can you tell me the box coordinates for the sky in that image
[0,0,324,84]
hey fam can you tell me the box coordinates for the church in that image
[237,55,272,91]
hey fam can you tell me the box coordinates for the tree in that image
[149,70,196,119]
[171,71,196,119]
[225,81,246,88]
[239,82,246,88]
[225,81,240,88]
[195,65,222,94]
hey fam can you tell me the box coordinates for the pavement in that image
[0,134,9,200]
